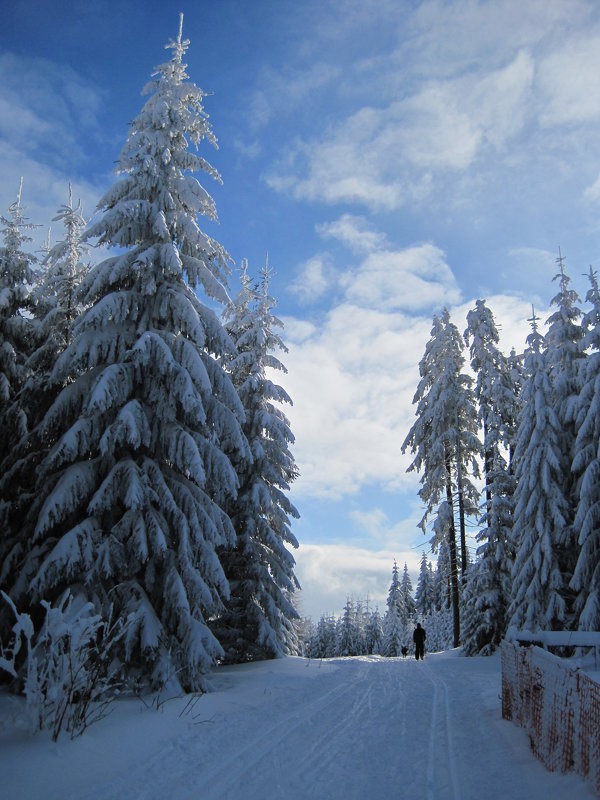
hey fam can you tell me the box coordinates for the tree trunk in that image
[483,417,493,519]
[454,429,468,581]
[445,453,461,648]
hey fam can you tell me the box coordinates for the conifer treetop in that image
[86,14,231,307]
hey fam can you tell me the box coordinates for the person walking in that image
[413,622,426,660]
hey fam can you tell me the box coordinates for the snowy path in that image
[2,651,596,800]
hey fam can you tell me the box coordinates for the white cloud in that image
[0,141,103,253]
[294,541,423,620]
[317,214,387,254]
[349,508,391,540]
[394,88,481,171]
[537,33,600,127]
[0,52,104,166]
[280,219,541,502]
[289,254,337,304]
[341,244,462,312]
[584,173,600,204]
[281,230,463,499]
[248,62,343,133]
[262,3,600,214]
[265,50,535,209]
[464,50,535,149]
[282,305,427,499]
[265,121,413,210]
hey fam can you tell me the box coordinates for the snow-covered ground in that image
[1,650,596,800]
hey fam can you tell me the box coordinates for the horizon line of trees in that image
[301,554,455,659]
[0,17,300,711]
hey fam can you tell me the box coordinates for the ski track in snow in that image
[4,652,598,800]
[422,661,460,800]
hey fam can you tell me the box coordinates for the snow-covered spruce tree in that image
[399,562,416,625]
[6,188,90,502]
[354,599,368,655]
[506,348,525,471]
[294,616,316,656]
[462,300,517,654]
[542,250,583,622]
[365,607,384,655]
[211,259,299,663]
[508,309,569,632]
[382,560,405,656]
[415,552,435,619]
[420,542,454,652]
[571,267,600,630]
[433,538,452,613]
[0,181,37,465]
[464,300,517,522]
[0,183,38,633]
[18,20,249,691]
[309,614,337,658]
[30,186,89,373]
[338,597,360,656]
[461,459,515,655]
[402,309,481,647]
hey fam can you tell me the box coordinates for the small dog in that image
[401,646,409,658]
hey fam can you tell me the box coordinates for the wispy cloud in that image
[289,253,338,304]
[341,244,462,312]
[249,62,342,132]
[0,53,108,247]
[537,33,600,127]
[261,2,600,215]
[265,49,536,209]
[317,214,387,254]
[584,173,600,204]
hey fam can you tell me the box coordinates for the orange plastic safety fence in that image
[501,640,600,794]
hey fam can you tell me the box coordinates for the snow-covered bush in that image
[1,591,126,740]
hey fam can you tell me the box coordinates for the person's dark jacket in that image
[413,624,426,645]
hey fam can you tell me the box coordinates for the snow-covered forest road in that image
[2,652,596,799]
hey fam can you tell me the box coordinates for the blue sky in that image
[2,0,600,619]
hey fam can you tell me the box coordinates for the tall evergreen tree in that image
[433,539,452,613]
[338,597,360,656]
[399,562,416,625]
[1,189,89,600]
[542,250,582,620]
[415,552,434,618]
[506,348,525,471]
[14,19,249,690]
[354,599,368,655]
[463,300,516,654]
[509,309,569,631]
[0,182,38,620]
[32,187,89,353]
[383,560,404,656]
[309,614,337,658]
[403,309,481,646]
[365,607,384,655]
[571,267,600,630]
[0,180,37,464]
[212,260,300,662]
[24,188,90,441]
